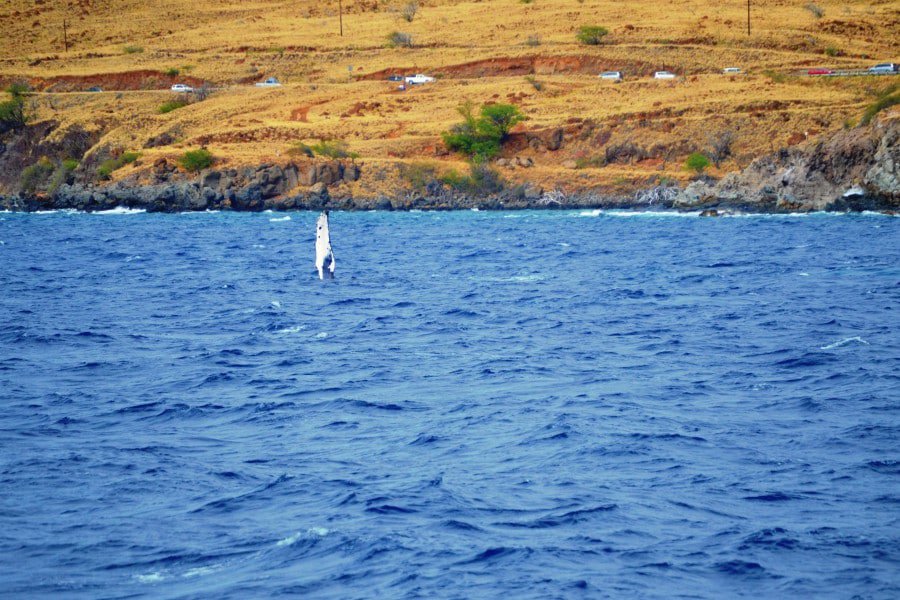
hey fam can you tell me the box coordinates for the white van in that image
[653,71,676,79]
[599,71,623,82]
[722,67,742,74]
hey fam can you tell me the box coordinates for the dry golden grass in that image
[2,0,898,192]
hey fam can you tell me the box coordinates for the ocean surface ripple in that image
[1,210,898,598]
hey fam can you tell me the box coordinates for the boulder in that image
[343,163,361,182]
[673,180,715,208]
[523,183,543,200]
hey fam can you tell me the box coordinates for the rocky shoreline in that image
[2,114,897,215]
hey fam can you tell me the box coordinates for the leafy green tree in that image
[576,26,609,45]
[0,83,30,131]
[442,102,525,161]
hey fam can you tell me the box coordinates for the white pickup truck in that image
[404,74,435,85]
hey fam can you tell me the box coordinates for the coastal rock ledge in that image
[674,114,899,213]
[1,115,897,213]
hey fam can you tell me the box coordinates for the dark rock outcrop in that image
[675,114,899,212]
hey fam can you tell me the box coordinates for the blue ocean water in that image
[1,209,898,599]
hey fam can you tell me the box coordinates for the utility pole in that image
[63,19,69,53]
[747,0,751,36]
[339,0,343,36]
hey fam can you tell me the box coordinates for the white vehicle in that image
[868,63,897,74]
[170,83,193,93]
[404,74,435,85]
[722,67,742,74]
[255,77,282,87]
[599,71,623,82]
[653,71,677,80]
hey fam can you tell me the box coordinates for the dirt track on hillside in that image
[358,55,675,80]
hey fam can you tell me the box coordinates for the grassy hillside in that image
[1,0,898,195]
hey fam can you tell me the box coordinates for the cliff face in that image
[675,114,899,212]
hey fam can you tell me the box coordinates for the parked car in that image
[255,77,282,87]
[653,71,676,79]
[404,74,435,85]
[807,68,833,75]
[599,71,623,82]
[87,86,103,92]
[868,63,897,74]
[170,83,193,93]
[722,67,742,74]
[387,74,403,81]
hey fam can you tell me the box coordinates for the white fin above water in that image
[315,211,336,280]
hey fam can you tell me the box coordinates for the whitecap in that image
[603,210,701,218]
[314,332,328,339]
[271,300,282,309]
[276,532,303,547]
[269,216,291,222]
[273,325,305,335]
[820,336,869,350]
[471,207,480,212]
[183,565,220,578]
[276,527,329,547]
[93,207,147,215]
[798,272,810,277]
[135,572,165,583]
[252,244,266,249]
[578,209,602,217]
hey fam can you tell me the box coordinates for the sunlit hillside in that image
[1,0,898,194]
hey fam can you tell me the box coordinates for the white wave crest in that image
[273,325,305,335]
[269,216,291,222]
[93,207,147,215]
[276,527,329,547]
[135,572,165,583]
[820,336,869,350]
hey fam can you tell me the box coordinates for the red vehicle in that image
[807,68,833,75]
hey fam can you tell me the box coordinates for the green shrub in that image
[442,102,525,161]
[440,163,506,195]
[860,88,900,125]
[158,99,189,114]
[525,34,540,47]
[20,157,55,194]
[399,162,439,192]
[309,140,358,159]
[576,25,609,45]
[804,2,824,18]
[388,31,413,48]
[685,152,711,174]
[164,68,180,77]
[62,158,80,172]
[286,141,314,157]
[123,45,144,54]
[97,151,140,179]
[824,46,842,57]
[525,75,543,91]
[401,1,418,22]
[179,148,214,172]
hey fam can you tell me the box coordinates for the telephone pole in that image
[63,19,69,53]
[747,0,751,36]
[339,0,343,36]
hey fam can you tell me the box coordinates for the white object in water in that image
[315,211,336,280]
